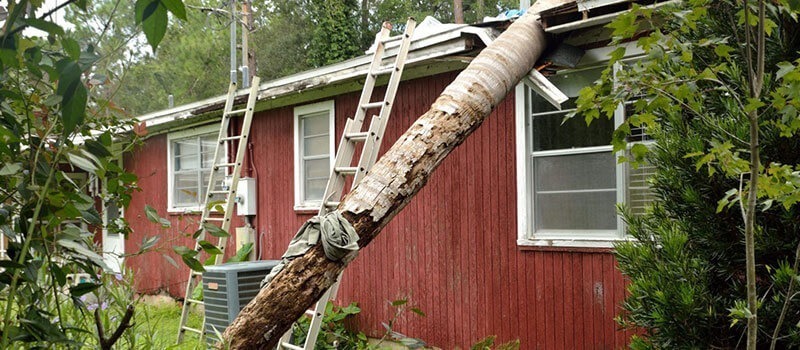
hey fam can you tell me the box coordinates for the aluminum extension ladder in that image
[176,76,261,343]
[277,18,417,350]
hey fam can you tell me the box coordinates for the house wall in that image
[124,71,631,348]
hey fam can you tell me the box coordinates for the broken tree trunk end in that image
[223,11,548,349]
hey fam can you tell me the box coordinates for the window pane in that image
[174,139,198,156]
[200,135,218,168]
[534,152,616,191]
[303,113,329,136]
[305,179,327,201]
[532,113,614,151]
[201,170,226,204]
[174,172,200,206]
[304,158,329,180]
[534,191,617,231]
[304,135,329,156]
[176,154,200,171]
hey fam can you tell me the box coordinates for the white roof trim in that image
[137,25,498,130]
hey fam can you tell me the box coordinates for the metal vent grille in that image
[202,260,279,343]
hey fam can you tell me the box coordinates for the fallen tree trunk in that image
[223,11,547,349]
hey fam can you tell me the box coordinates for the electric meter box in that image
[236,177,257,216]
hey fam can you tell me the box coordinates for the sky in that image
[24,0,75,36]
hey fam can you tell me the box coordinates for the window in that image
[167,124,226,212]
[294,101,335,210]
[515,63,654,248]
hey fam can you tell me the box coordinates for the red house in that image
[119,3,657,348]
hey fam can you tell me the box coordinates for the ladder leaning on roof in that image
[277,17,417,350]
[176,76,261,344]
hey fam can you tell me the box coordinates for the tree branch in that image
[3,0,79,37]
[770,239,800,350]
[95,304,135,350]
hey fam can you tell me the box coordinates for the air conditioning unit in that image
[203,260,279,342]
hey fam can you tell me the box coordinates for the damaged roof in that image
[136,0,672,134]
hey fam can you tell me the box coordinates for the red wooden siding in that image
[124,71,631,348]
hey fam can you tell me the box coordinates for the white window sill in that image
[168,207,202,215]
[293,204,321,214]
[517,236,632,249]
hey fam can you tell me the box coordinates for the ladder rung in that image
[185,298,204,305]
[191,270,203,276]
[181,326,203,335]
[335,167,358,175]
[345,131,370,142]
[280,342,304,350]
[304,309,316,317]
[209,190,230,195]
[204,217,225,222]
[325,201,340,208]
[220,135,243,142]
[361,101,386,110]
[214,163,236,169]
[226,108,248,116]
[372,66,397,77]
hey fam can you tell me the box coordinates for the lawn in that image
[134,301,206,349]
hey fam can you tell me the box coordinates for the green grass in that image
[135,303,206,349]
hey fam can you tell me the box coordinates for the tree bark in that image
[222,10,547,350]
[454,0,465,24]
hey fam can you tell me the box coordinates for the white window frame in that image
[166,124,223,213]
[293,100,335,211]
[515,45,647,248]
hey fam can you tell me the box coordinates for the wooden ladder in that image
[277,18,416,350]
[175,76,261,344]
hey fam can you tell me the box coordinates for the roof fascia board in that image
[545,0,679,34]
[137,28,496,130]
[144,59,471,136]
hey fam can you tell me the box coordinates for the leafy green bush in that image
[291,301,368,349]
[574,0,800,348]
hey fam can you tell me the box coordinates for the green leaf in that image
[0,162,22,176]
[410,307,426,317]
[57,239,111,270]
[714,44,734,59]
[744,98,766,113]
[84,139,111,158]
[0,260,25,269]
[25,19,65,36]
[163,254,179,268]
[161,0,187,20]
[198,240,222,255]
[182,256,205,272]
[139,236,160,252]
[69,282,101,297]
[203,223,229,238]
[55,59,87,135]
[776,62,795,80]
[61,38,80,60]
[226,243,253,263]
[136,0,168,51]
[173,245,197,257]
[391,299,408,306]
[66,152,97,174]
[80,208,102,225]
[144,204,171,228]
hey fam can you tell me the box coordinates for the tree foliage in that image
[572,0,800,348]
[64,0,521,115]
[0,0,180,347]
